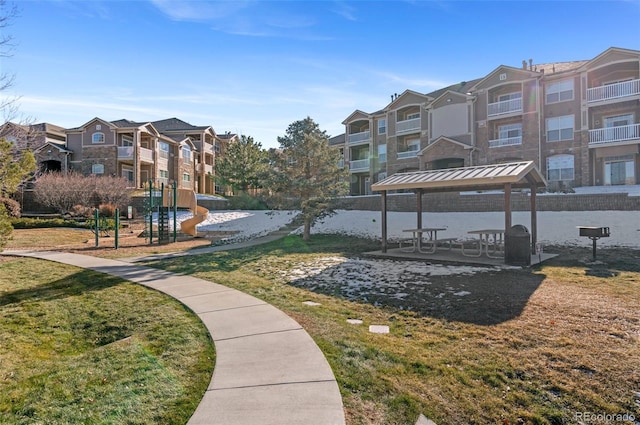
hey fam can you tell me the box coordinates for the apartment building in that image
[340,46,640,195]
[0,117,236,195]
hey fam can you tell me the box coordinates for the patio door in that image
[604,157,635,185]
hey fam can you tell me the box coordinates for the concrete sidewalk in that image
[3,249,345,425]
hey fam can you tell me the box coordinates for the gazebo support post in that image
[416,189,423,229]
[381,191,388,253]
[530,184,537,252]
[504,183,512,231]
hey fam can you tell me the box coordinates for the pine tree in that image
[214,135,268,194]
[269,117,348,241]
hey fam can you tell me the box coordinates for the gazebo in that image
[370,161,547,254]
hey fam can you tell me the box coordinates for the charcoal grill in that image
[578,226,610,260]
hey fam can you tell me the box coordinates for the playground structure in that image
[166,188,209,237]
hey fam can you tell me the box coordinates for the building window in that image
[546,79,574,104]
[121,166,134,182]
[92,163,104,174]
[92,132,105,144]
[604,155,635,185]
[159,169,169,179]
[406,112,420,120]
[159,141,170,159]
[547,154,574,181]
[546,115,574,142]
[183,173,191,182]
[498,123,522,139]
[377,119,386,135]
[378,144,387,163]
[182,145,191,161]
[497,92,521,102]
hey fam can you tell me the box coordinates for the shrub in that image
[98,203,116,218]
[10,217,80,229]
[69,204,91,218]
[0,197,21,218]
[227,192,268,210]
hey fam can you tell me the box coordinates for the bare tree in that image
[0,0,20,123]
[34,172,132,214]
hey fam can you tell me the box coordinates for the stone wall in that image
[336,191,640,212]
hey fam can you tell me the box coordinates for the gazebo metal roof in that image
[371,161,546,193]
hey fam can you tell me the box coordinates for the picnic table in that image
[465,229,505,258]
[401,227,455,253]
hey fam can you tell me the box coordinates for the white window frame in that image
[182,145,191,161]
[121,166,134,182]
[92,163,104,174]
[498,123,522,139]
[377,119,386,135]
[159,141,170,159]
[183,173,191,182]
[497,92,522,102]
[407,138,420,151]
[378,144,387,163]
[159,169,169,179]
[547,154,574,181]
[92,132,105,144]
[406,112,420,120]
[546,115,574,142]
[546,79,574,104]
[604,114,633,128]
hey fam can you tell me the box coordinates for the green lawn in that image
[0,257,215,425]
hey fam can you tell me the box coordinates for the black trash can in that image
[505,224,531,266]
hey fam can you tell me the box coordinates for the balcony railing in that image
[117,146,154,162]
[349,158,370,171]
[196,163,214,174]
[348,131,370,144]
[488,136,522,148]
[396,118,421,134]
[487,97,522,117]
[397,149,419,159]
[140,147,153,162]
[117,146,133,159]
[587,79,640,103]
[589,123,640,145]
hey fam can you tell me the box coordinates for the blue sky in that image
[3,0,640,149]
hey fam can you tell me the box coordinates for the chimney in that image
[529,59,533,70]
[522,60,527,70]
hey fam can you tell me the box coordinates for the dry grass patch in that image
[140,235,639,425]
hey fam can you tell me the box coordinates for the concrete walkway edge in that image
[4,249,345,425]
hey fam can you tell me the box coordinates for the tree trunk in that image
[303,217,311,241]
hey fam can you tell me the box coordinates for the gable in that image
[389,90,430,109]
[581,47,640,71]
[471,65,539,91]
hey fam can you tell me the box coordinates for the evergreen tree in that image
[214,135,268,194]
[269,117,348,241]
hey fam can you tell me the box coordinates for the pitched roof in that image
[371,161,546,193]
[152,118,209,132]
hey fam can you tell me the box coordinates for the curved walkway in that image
[4,232,345,425]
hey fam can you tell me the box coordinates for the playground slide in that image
[181,204,208,236]
[168,189,209,237]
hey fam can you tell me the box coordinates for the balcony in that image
[587,79,640,103]
[117,146,133,160]
[589,124,640,146]
[117,146,154,162]
[140,147,153,162]
[396,118,421,134]
[349,158,370,172]
[197,163,214,174]
[397,149,419,159]
[488,136,522,148]
[487,97,522,117]
[348,131,370,145]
